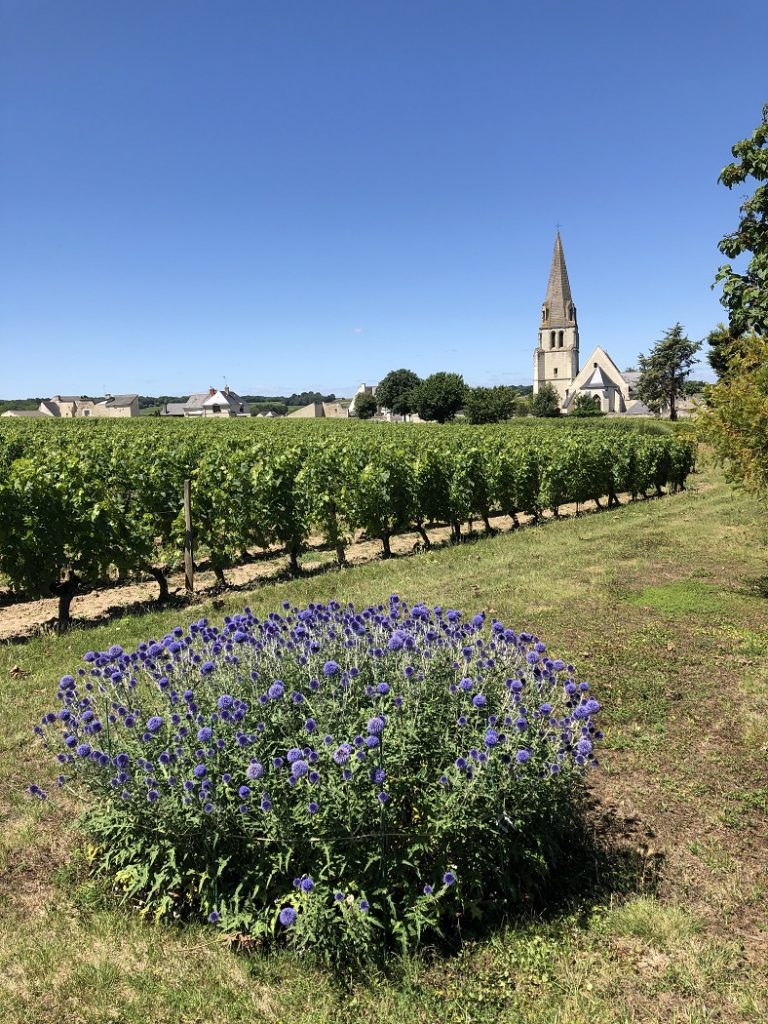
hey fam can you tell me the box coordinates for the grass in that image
[1,463,767,1023]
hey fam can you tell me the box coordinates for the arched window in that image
[550,331,555,348]
[553,368,558,376]
[558,331,564,347]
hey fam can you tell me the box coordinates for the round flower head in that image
[367,717,385,735]
[322,661,340,677]
[208,911,220,924]
[290,760,309,778]
[217,695,234,711]
[300,877,314,892]
[268,682,285,700]
[423,884,434,895]
[443,871,456,886]
[472,694,487,708]
[246,761,264,780]
[146,716,164,733]
[279,907,297,926]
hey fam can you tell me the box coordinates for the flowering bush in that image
[32,596,603,967]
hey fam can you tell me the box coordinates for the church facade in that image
[533,233,644,414]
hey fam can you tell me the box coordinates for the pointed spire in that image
[542,232,576,327]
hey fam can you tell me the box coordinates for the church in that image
[533,233,645,414]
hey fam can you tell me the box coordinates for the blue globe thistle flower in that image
[260,795,272,811]
[291,760,309,778]
[146,716,164,733]
[472,694,487,708]
[367,716,385,735]
[279,907,297,926]
[304,718,317,733]
[193,764,206,778]
[203,802,214,813]
[459,678,473,692]
[300,877,314,893]
[443,871,456,886]
[515,750,531,764]
[147,790,159,802]
[238,785,251,799]
[377,791,389,804]
[246,761,264,780]
[342,769,353,781]
[371,767,386,784]
[359,899,370,912]
[423,884,434,895]
[208,910,221,924]
[307,801,319,815]
[197,727,212,742]
[334,891,345,902]
[76,743,91,758]
[286,747,303,763]
[268,682,285,699]
[577,738,593,755]
[376,682,390,695]
[200,661,215,676]
[322,661,340,677]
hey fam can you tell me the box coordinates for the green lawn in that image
[1,464,766,1024]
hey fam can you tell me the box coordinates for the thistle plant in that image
[32,596,603,967]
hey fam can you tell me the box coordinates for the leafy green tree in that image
[531,383,561,418]
[714,104,768,339]
[353,391,377,419]
[636,324,701,421]
[411,372,466,423]
[570,393,604,417]
[700,335,768,496]
[375,369,422,415]
[464,385,518,424]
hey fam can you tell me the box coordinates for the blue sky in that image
[1,0,765,399]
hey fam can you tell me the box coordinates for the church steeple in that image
[541,231,576,328]
[534,231,580,403]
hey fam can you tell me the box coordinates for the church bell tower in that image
[533,231,579,403]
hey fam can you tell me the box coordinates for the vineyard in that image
[0,418,695,626]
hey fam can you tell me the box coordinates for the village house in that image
[162,386,250,418]
[1,394,139,418]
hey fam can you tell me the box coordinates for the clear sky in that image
[1,0,765,399]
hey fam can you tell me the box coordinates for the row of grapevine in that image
[0,419,695,627]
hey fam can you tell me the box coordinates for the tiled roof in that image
[103,394,138,408]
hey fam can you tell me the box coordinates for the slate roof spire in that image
[542,231,576,328]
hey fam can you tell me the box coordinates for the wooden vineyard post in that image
[183,479,194,593]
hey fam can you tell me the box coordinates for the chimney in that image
[208,387,216,397]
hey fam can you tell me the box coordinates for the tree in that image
[703,109,768,500]
[700,336,768,495]
[714,104,768,339]
[353,391,377,419]
[570,393,605,417]
[636,324,701,421]
[375,369,422,416]
[531,382,561,418]
[464,385,518,424]
[411,372,466,423]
